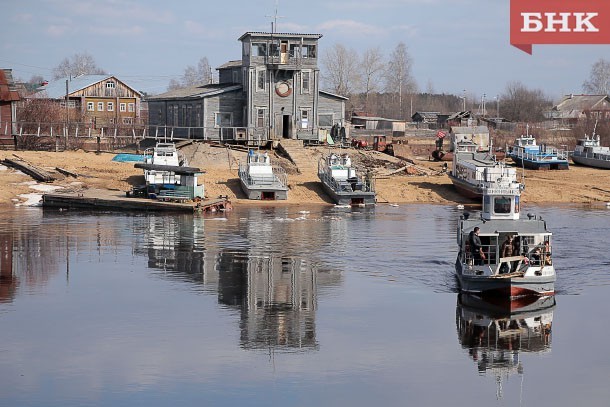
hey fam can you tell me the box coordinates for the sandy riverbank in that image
[1,143,610,208]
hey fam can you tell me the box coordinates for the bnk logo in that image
[510,0,610,54]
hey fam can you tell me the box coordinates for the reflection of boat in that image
[507,129,569,170]
[456,294,554,398]
[318,152,375,205]
[571,123,610,169]
[455,174,555,298]
[447,126,518,199]
[238,150,288,200]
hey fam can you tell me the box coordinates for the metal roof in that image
[238,32,323,41]
[36,74,142,99]
[461,217,551,235]
[319,89,348,100]
[217,60,242,70]
[147,84,242,101]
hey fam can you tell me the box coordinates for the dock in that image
[42,188,231,213]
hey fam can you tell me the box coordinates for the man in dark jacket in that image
[469,227,485,265]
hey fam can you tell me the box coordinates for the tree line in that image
[19,51,610,123]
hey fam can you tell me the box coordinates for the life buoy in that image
[275,81,292,97]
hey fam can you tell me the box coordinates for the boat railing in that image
[512,146,568,161]
[239,164,287,187]
[577,151,610,161]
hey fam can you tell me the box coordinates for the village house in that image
[546,94,610,126]
[0,69,20,138]
[147,31,347,145]
[34,75,143,127]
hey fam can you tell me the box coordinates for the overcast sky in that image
[1,0,608,101]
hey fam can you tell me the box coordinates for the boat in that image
[142,142,188,185]
[448,127,520,199]
[571,123,610,169]
[238,150,288,200]
[134,142,205,201]
[507,128,569,170]
[455,175,556,298]
[318,152,376,206]
[456,293,554,399]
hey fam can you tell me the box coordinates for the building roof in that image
[451,126,489,134]
[217,60,242,70]
[0,69,20,102]
[147,83,242,100]
[552,94,610,112]
[319,89,348,100]
[351,115,402,122]
[36,74,142,99]
[238,32,323,41]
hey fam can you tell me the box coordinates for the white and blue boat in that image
[507,130,569,170]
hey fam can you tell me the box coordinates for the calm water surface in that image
[1,204,609,406]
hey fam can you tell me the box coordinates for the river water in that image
[1,204,609,406]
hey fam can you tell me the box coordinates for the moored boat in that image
[455,176,555,298]
[142,142,188,185]
[318,152,375,206]
[448,126,520,199]
[571,125,610,169]
[238,150,288,200]
[507,132,569,170]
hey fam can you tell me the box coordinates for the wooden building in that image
[546,94,610,125]
[34,75,142,126]
[148,31,347,145]
[0,69,20,137]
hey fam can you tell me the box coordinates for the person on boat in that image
[500,235,513,273]
[468,227,485,265]
[543,240,552,265]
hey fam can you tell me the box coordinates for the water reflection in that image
[138,212,343,352]
[456,294,555,399]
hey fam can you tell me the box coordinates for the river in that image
[1,204,609,406]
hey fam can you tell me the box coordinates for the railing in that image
[238,164,288,188]
[510,146,569,162]
[575,151,610,161]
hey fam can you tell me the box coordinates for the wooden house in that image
[147,31,347,145]
[0,69,20,137]
[34,75,142,126]
[546,94,610,125]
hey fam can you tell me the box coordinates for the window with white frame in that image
[256,69,266,92]
[106,81,115,89]
[107,102,114,111]
[301,70,311,94]
[87,102,94,111]
[256,107,266,128]
[120,103,126,112]
[128,103,134,112]
[97,102,104,111]
[215,112,232,128]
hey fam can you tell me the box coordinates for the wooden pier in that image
[42,188,231,213]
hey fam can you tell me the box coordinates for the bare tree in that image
[384,42,417,118]
[320,44,360,96]
[168,57,213,90]
[583,58,610,95]
[52,52,106,79]
[360,47,385,112]
[500,81,551,122]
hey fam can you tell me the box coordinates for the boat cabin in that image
[326,153,356,180]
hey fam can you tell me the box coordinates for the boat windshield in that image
[494,196,512,214]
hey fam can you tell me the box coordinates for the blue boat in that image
[507,134,569,170]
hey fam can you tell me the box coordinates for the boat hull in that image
[571,154,610,169]
[447,174,482,199]
[319,178,376,206]
[239,178,288,200]
[455,262,555,298]
[509,155,569,170]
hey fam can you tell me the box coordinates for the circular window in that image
[275,81,292,97]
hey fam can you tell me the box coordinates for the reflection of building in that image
[456,294,554,399]
[140,209,343,352]
[0,233,17,303]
